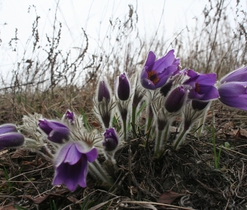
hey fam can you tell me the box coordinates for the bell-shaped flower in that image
[141,50,180,90]
[220,66,247,83]
[218,81,247,110]
[103,128,119,151]
[53,142,98,191]
[117,73,130,101]
[183,69,219,101]
[97,80,111,102]
[38,119,70,144]
[165,86,187,113]
[0,124,25,150]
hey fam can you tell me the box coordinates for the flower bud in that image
[117,73,130,100]
[103,128,119,151]
[38,119,70,143]
[165,86,186,113]
[0,132,25,150]
[0,124,18,134]
[64,110,75,125]
[97,80,111,102]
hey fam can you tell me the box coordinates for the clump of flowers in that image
[2,49,247,192]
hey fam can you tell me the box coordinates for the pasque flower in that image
[53,142,98,191]
[63,110,75,125]
[0,124,24,150]
[97,80,111,102]
[141,50,180,90]
[103,128,119,151]
[38,119,70,143]
[117,73,130,101]
[94,79,114,129]
[183,69,219,101]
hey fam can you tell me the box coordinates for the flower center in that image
[195,82,200,93]
[148,70,159,85]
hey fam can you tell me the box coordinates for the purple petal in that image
[54,143,73,167]
[0,132,24,150]
[196,73,217,85]
[63,143,82,165]
[48,127,70,143]
[75,143,98,162]
[218,82,247,110]
[144,51,156,67]
[53,156,88,191]
[0,124,17,134]
[218,82,247,96]
[117,73,130,100]
[153,50,175,72]
[98,80,111,102]
[220,66,247,83]
[165,86,186,112]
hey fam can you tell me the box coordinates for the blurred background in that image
[0,0,246,90]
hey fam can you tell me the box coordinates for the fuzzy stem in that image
[89,160,113,187]
[163,123,170,146]
[173,128,188,150]
[146,104,153,141]
[154,129,164,157]
[122,115,127,141]
[131,106,137,135]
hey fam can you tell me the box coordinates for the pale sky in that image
[0,0,246,84]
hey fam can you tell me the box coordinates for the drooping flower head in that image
[38,119,70,143]
[53,142,98,191]
[117,73,130,101]
[141,50,180,90]
[183,69,219,101]
[0,124,25,150]
[103,128,119,151]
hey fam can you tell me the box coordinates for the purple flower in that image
[53,142,98,191]
[165,86,187,113]
[183,69,219,101]
[218,82,247,110]
[97,80,111,102]
[0,124,24,150]
[220,66,247,83]
[38,119,70,143]
[103,128,119,151]
[64,110,75,124]
[141,50,180,90]
[117,73,130,101]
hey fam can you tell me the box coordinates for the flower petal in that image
[0,132,24,150]
[0,124,17,134]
